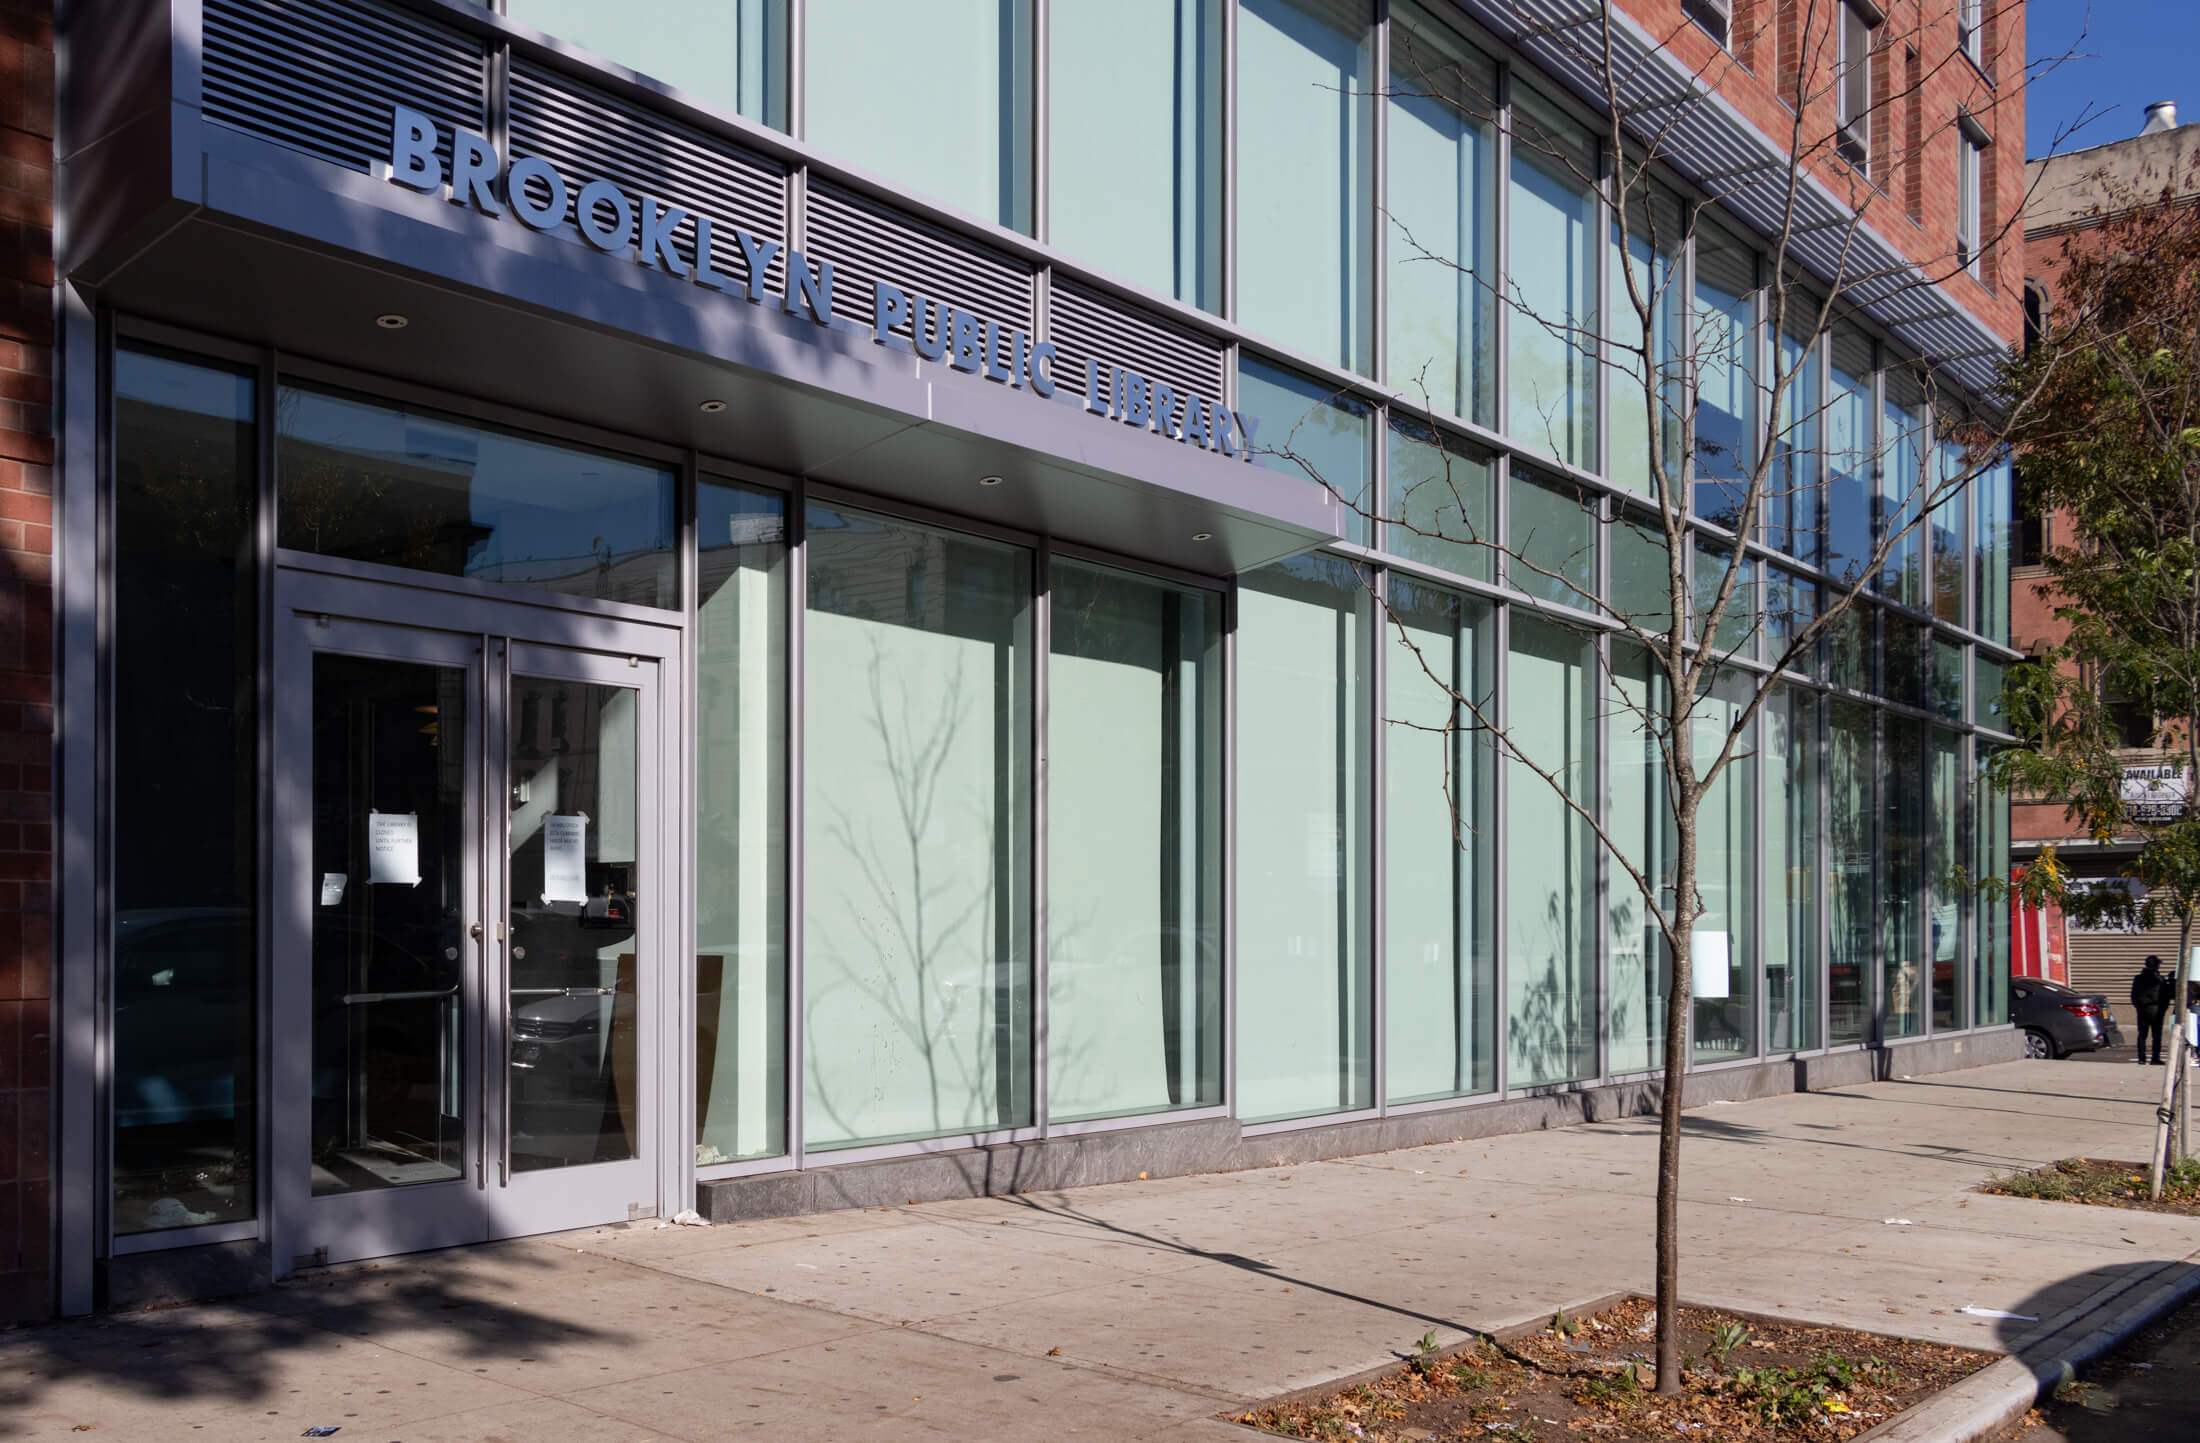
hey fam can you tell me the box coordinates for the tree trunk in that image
[1656,800,1697,1395]
[2149,914,2188,1199]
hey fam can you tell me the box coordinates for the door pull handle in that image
[469,922,483,941]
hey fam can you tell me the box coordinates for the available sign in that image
[385,109,1260,460]
[2120,764,2188,824]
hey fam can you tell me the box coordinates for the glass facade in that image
[1384,580,1495,1102]
[503,0,786,127]
[1047,561,1224,1123]
[1507,619,1596,1086]
[112,349,259,1235]
[1238,555,1373,1121]
[801,506,1034,1148]
[1387,2,1496,423]
[694,481,788,1165]
[85,0,2039,1283]
[805,0,1033,229]
[1048,0,1221,309]
[1238,0,1375,372]
[1506,89,1598,468]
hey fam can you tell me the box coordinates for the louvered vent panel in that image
[202,0,486,174]
[1048,282,1227,407]
[509,61,788,291]
[804,184,1034,340]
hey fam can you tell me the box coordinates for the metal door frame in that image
[271,564,683,1274]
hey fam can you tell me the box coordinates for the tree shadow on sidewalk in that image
[0,1244,633,1437]
[1992,1258,2200,1377]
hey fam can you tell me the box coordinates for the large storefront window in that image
[1828,700,1874,1045]
[1508,470,1597,611]
[1930,728,1964,1031]
[277,387,677,610]
[1694,675,1756,1061]
[1238,555,1373,1121]
[1048,0,1220,309]
[503,0,786,128]
[1047,561,1223,1123]
[1975,456,2012,646]
[1386,1,1495,424]
[1506,618,1596,1085]
[1975,751,2012,1027]
[1883,717,1926,1039]
[694,480,788,1165]
[1608,643,1668,1076]
[1384,579,1495,1103]
[1238,0,1375,372]
[802,507,1033,1148]
[1765,686,1819,1052]
[1506,87,1597,468]
[112,349,258,1235]
[1770,315,1820,563]
[805,0,1032,229]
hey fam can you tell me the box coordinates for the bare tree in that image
[1256,0,2086,1394]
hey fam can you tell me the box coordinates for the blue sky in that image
[2025,1,2200,157]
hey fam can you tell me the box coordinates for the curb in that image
[1851,1257,2200,1443]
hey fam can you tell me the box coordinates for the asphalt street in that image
[2027,1293,2200,1443]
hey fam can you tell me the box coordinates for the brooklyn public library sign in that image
[384,108,1262,460]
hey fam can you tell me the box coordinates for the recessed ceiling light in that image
[699,399,727,414]
[978,474,1004,486]
[1191,532,1212,542]
[374,313,409,330]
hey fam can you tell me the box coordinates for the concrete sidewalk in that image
[5,1060,2197,1441]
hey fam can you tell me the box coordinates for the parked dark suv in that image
[2012,977,2124,1059]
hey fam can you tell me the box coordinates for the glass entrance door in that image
[273,608,663,1269]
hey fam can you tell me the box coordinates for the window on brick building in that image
[1957,118,1987,277]
[1958,0,1983,65]
[1836,1,1876,172]
[1684,0,1732,50]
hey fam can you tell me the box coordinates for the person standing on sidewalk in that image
[2132,955,2171,1066]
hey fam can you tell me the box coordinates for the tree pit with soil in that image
[1980,1157,2200,1217]
[1228,1295,1994,1443]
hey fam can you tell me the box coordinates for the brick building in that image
[2014,108,2200,1022]
[6,0,2023,1323]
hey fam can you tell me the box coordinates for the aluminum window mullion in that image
[1222,577,1239,1119]
[1222,0,1239,326]
[787,0,807,142]
[1032,0,1050,244]
[1490,599,1509,1097]
[1372,0,1390,395]
[1493,60,1510,444]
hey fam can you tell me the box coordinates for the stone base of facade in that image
[695,1029,2027,1222]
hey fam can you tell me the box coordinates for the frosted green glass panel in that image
[1240,357,1374,544]
[1048,0,1220,308]
[1508,471,1595,610]
[1606,643,1667,1076]
[1238,0,1374,371]
[803,506,1032,1148]
[694,480,787,1165]
[1606,193,1683,498]
[1506,88,1596,466]
[805,0,1032,228]
[1691,222,1756,530]
[1385,1,1494,422]
[1385,416,1491,579]
[1384,579,1494,1103]
[1506,618,1595,1085]
[1047,561,1222,1124]
[1930,729,1963,1031]
[506,0,786,127]
[1975,751,2011,1026]
[1237,554,1372,1121]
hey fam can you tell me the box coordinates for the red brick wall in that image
[0,0,52,1326]
[1624,0,2026,350]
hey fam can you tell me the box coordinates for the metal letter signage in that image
[381,107,1252,462]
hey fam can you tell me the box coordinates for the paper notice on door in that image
[319,873,347,907]
[367,812,421,886]
[542,812,589,904]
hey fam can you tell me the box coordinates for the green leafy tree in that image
[1993,154,2200,1195]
